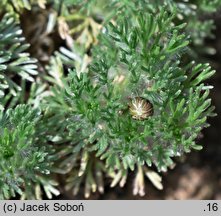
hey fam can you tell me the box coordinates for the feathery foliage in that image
[42,9,215,197]
[0,0,217,199]
[0,13,38,110]
[0,104,59,199]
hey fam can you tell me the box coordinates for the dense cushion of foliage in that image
[0,0,218,199]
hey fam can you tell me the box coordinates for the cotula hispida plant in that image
[0,0,218,199]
